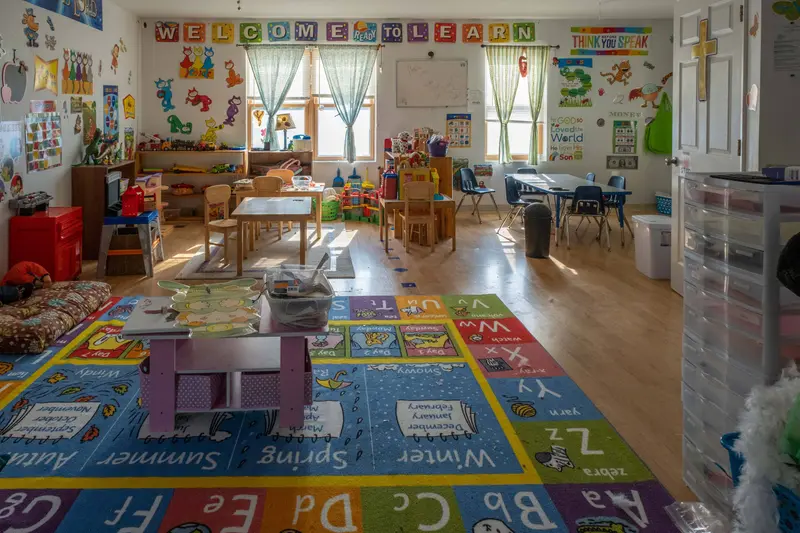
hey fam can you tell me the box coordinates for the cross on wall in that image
[691,18,718,102]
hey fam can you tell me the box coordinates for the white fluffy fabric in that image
[734,365,800,533]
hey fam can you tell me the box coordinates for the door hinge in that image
[740,5,744,22]
[737,139,742,156]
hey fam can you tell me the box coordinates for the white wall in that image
[0,0,140,272]
[140,18,673,205]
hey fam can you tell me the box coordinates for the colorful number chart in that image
[446,113,472,148]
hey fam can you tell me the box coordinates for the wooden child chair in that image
[252,175,290,238]
[204,184,239,263]
[399,181,436,252]
[267,168,295,185]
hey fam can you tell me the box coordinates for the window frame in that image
[312,97,375,162]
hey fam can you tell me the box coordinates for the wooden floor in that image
[82,206,692,501]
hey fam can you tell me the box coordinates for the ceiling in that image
[110,0,675,20]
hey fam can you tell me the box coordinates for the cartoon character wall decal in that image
[191,46,204,76]
[110,43,120,74]
[629,72,673,109]
[46,15,54,32]
[225,60,243,87]
[253,109,265,126]
[186,87,212,112]
[600,60,633,86]
[750,13,760,36]
[202,47,215,78]
[155,78,175,112]
[200,118,223,144]
[773,1,800,22]
[22,8,39,48]
[180,46,215,79]
[223,95,241,126]
[45,35,55,51]
[167,115,193,135]
[180,46,193,77]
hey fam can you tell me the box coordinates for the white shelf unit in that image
[681,172,800,513]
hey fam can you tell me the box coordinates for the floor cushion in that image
[0,281,111,354]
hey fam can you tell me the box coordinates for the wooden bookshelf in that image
[248,151,314,178]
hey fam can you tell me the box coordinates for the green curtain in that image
[486,46,522,165]
[246,45,306,150]
[318,45,378,163]
[526,46,550,165]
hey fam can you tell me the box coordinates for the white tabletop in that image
[232,196,312,216]
[507,173,631,195]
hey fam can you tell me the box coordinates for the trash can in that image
[632,214,672,279]
[525,203,552,258]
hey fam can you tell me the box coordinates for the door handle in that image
[665,157,679,166]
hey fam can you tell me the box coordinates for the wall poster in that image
[25,112,62,172]
[0,121,24,202]
[612,119,638,154]
[549,116,584,161]
[446,113,472,148]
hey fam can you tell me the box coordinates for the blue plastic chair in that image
[498,175,538,233]
[564,186,610,250]
[606,175,634,242]
[456,168,502,224]
[516,167,549,204]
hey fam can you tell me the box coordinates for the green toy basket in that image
[322,199,340,221]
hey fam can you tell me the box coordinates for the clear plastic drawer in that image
[685,228,764,276]
[685,202,764,246]
[685,252,764,310]
[684,282,763,337]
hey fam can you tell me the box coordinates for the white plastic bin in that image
[632,215,672,279]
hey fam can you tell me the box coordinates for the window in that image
[485,58,545,161]
[247,50,376,161]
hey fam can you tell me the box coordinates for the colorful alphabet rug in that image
[0,295,680,532]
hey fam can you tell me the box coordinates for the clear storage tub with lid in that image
[264,265,334,329]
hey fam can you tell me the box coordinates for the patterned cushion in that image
[0,281,111,354]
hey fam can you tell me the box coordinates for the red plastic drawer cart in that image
[10,207,83,281]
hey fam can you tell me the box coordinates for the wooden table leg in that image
[316,192,323,237]
[300,219,307,265]
[148,339,176,432]
[379,203,384,244]
[451,207,457,251]
[279,336,306,428]
[384,207,390,253]
[237,219,243,276]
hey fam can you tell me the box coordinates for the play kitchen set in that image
[128,261,334,432]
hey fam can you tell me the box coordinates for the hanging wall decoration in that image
[186,87,212,112]
[239,23,262,43]
[557,62,593,108]
[773,1,800,22]
[33,55,57,94]
[643,61,655,70]
[612,119,637,154]
[183,22,206,43]
[629,72,672,108]
[382,22,403,43]
[73,114,81,134]
[600,60,633,85]
[70,96,82,113]
[155,78,175,112]
[462,23,483,43]
[267,21,291,42]
[119,38,127,53]
[519,53,528,77]
[750,13,760,37]
[81,100,96,145]
[155,21,180,42]
[103,85,118,142]
[446,113,471,147]
[124,127,134,160]
[549,116,584,161]
[488,23,510,43]
[353,21,378,42]
[25,111,62,172]
[110,43,119,74]
[513,22,535,42]
[571,26,651,56]
[0,55,28,104]
[0,121,24,202]
[22,8,40,48]
[45,35,55,50]
[25,0,103,30]
[223,95,241,126]
[29,99,55,112]
[295,21,318,41]
[200,118,223,144]
[607,155,638,170]
[180,47,214,79]
[61,49,93,95]
[691,19,716,101]
[122,94,135,119]
[46,16,53,31]
[327,22,349,41]
[434,23,456,43]
[253,109,264,126]
[407,22,428,42]
[212,22,234,43]
[225,60,243,88]
[167,115,192,134]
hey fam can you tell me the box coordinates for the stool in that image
[98,211,165,279]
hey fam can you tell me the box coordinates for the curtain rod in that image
[237,44,384,49]
[481,44,559,49]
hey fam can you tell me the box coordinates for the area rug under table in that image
[0,295,680,532]
[175,223,355,280]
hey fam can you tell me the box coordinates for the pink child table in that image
[123,296,325,432]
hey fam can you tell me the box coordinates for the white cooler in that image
[632,214,672,279]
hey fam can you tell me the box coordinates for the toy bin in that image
[139,357,226,411]
[240,353,313,409]
[264,266,334,329]
[655,191,672,215]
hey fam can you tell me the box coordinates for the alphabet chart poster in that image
[0,294,679,532]
[446,113,472,148]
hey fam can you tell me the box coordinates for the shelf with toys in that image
[135,133,248,222]
[338,169,381,224]
[382,129,454,198]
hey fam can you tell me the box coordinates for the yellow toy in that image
[200,118,224,144]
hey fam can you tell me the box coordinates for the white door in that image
[670,0,746,294]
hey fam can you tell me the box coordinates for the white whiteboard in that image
[396,60,468,108]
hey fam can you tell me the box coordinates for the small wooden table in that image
[379,195,457,252]
[231,197,313,275]
[235,183,324,238]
